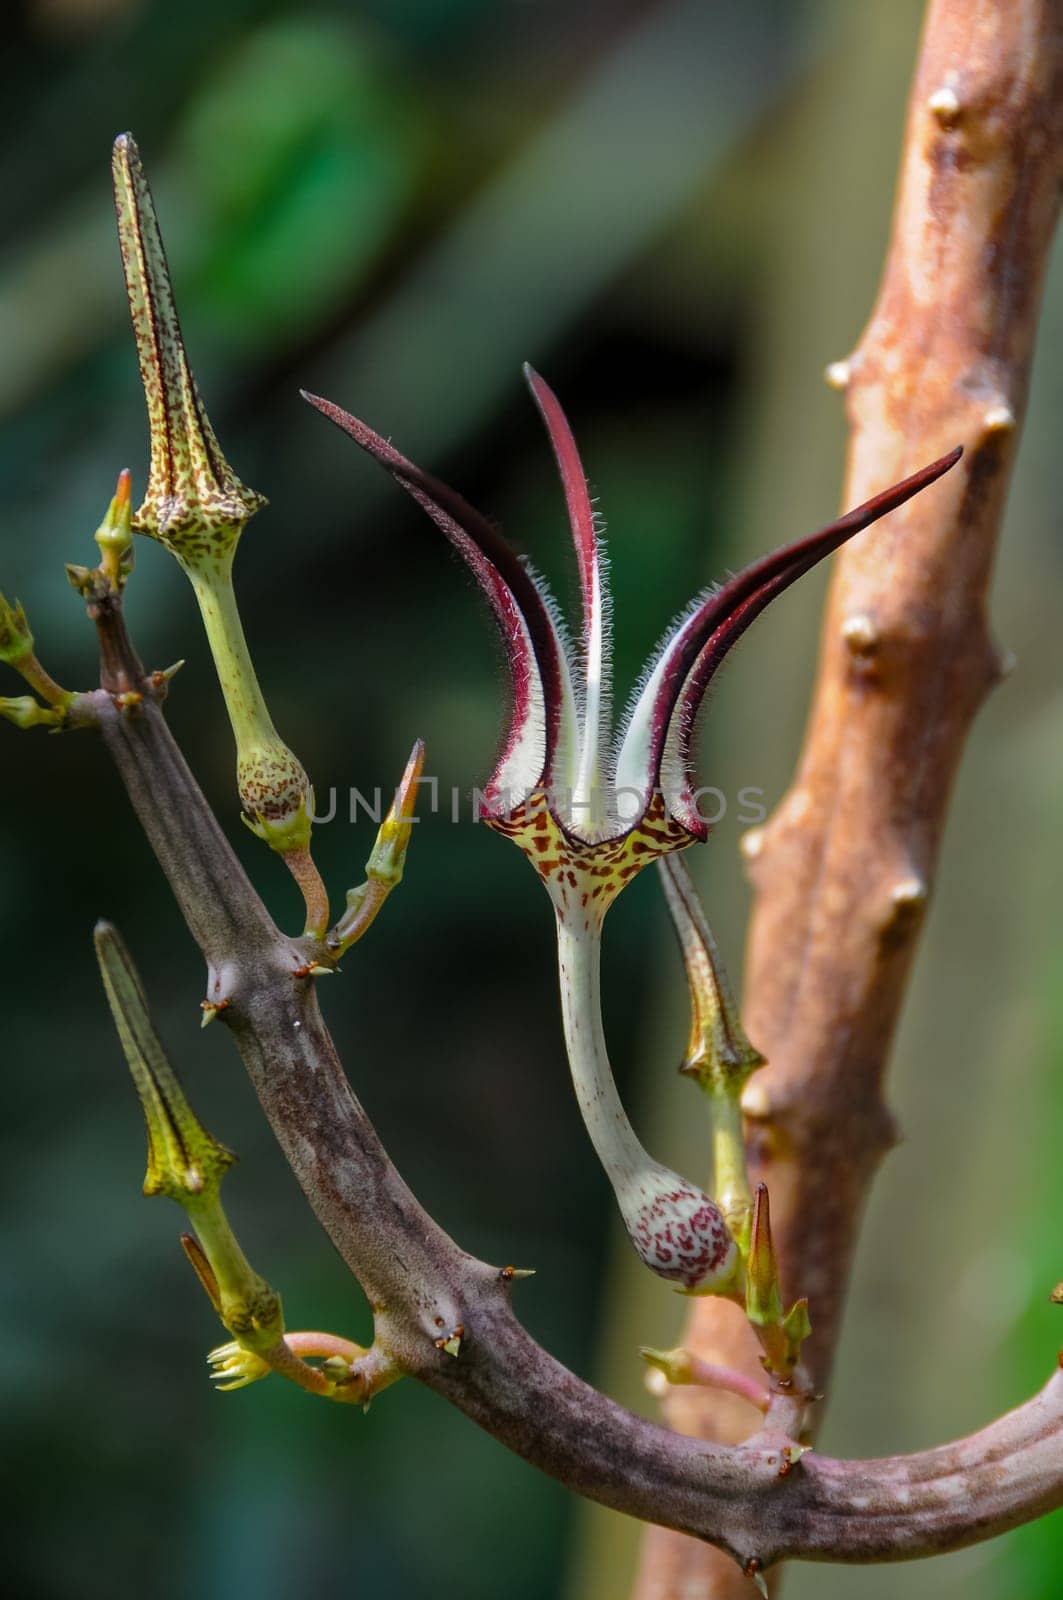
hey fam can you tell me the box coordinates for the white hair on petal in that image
[491,607,548,799]
[611,584,721,814]
[521,557,581,795]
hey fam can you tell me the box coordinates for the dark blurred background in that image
[2,2,1061,1597]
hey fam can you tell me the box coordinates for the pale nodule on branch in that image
[3,8,1063,1589]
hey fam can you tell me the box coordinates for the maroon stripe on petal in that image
[304,391,568,785]
[652,446,963,789]
[524,366,599,655]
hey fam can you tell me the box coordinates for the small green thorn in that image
[434,1323,464,1358]
[200,999,231,1029]
[745,1561,768,1597]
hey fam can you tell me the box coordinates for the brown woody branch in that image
[75,518,1063,1581]
[636,1,1063,1594]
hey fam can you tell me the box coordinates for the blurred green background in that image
[1,1,1061,1596]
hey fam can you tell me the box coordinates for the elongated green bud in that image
[746,1183,783,1329]
[94,468,135,587]
[328,739,425,954]
[94,922,282,1352]
[0,593,33,669]
[112,135,320,913]
[659,855,764,1249]
[744,1183,811,1377]
[112,137,265,558]
[0,593,72,711]
[0,695,65,730]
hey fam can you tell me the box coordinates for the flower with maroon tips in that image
[305,372,960,1296]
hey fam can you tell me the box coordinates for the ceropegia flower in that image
[111,134,327,933]
[305,374,960,1293]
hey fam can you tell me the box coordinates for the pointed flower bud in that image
[0,593,34,669]
[94,921,282,1353]
[207,1340,274,1391]
[0,695,65,730]
[660,855,765,1094]
[94,468,134,587]
[746,1183,784,1329]
[639,1345,771,1411]
[95,921,234,1202]
[0,593,71,711]
[782,1297,812,1353]
[112,136,321,922]
[96,924,403,1405]
[328,739,425,954]
[659,854,764,1248]
[112,135,265,559]
[743,1183,811,1377]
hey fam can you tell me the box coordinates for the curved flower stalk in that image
[305,374,960,1293]
[111,135,327,933]
[94,921,401,1408]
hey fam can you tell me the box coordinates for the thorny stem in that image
[75,586,1063,1574]
[636,1,1063,1595]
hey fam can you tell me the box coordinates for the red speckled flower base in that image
[485,789,694,926]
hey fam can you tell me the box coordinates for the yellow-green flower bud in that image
[0,695,64,731]
[0,594,33,669]
[94,468,135,587]
[112,135,320,917]
[95,922,283,1353]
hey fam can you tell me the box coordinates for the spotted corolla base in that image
[622,1176,737,1292]
[486,790,694,924]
